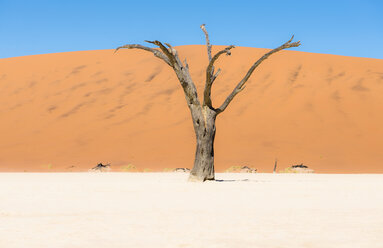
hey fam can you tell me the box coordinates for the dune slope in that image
[0,46,382,172]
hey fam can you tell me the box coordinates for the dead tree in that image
[115,25,301,182]
[273,159,278,173]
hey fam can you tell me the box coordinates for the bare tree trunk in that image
[189,106,217,181]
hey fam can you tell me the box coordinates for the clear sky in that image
[0,0,382,59]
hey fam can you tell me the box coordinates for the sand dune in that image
[0,46,382,172]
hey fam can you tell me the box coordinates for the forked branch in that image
[203,45,235,108]
[115,44,171,66]
[115,41,200,106]
[207,45,235,83]
[145,40,179,66]
[201,24,237,108]
[216,36,301,114]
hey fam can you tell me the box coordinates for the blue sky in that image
[0,0,382,59]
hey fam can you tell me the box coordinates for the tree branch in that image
[145,40,177,65]
[200,24,212,61]
[211,68,221,83]
[116,41,200,106]
[203,45,235,108]
[216,36,301,114]
[114,44,171,66]
[207,45,235,82]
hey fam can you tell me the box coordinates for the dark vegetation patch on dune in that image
[152,87,178,99]
[59,100,94,118]
[351,79,369,92]
[29,81,37,88]
[47,105,57,113]
[59,103,86,118]
[109,104,126,113]
[304,102,315,112]
[70,82,87,91]
[11,88,22,95]
[118,84,137,104]
[292,83,304,90]
[91,71,103,77]
[136,102,154,117]
[327,68,345,84]
[95,87,114,95]
[104,114,115,120]
[145,71,160,82]
[110,102,154,127]
[82,86,114,98]
[64,65,87,78]
[287,65,302,85]
[260,81,273,94]
[144,67,162,83]
[71,65,87,74]
[331,90,342,102]
[94,78,108,84]
[83,92,92,97]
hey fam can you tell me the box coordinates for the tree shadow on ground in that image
[213,179,271,183]
[214,179,250,182]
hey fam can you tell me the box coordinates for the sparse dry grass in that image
[279,167,297,173]
[42,164,53,170]
[225,166,242,173]
[120,164,136,172]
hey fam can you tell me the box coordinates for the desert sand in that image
[0,173,382,248]
[0,46,383,172]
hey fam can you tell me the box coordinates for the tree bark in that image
[189,106,217,182]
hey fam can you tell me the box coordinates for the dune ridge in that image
[0,45,382,172]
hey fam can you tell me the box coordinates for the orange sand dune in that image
[0,46,382,173]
